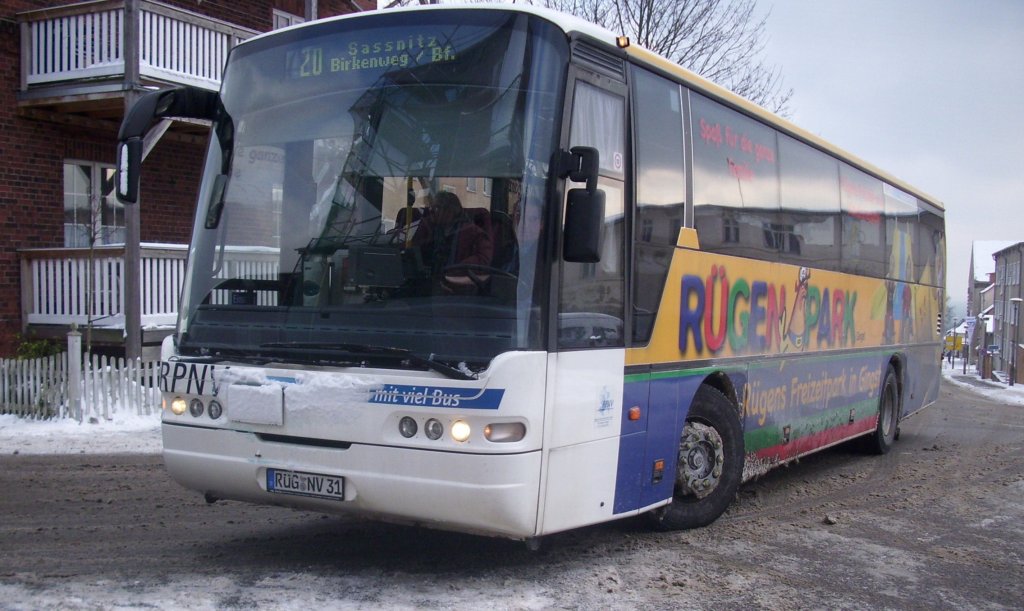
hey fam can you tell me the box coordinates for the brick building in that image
[0,0,370,357]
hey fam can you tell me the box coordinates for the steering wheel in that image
[442,264,521,294]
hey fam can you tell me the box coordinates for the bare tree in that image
[541,0,790,114]
[380,0,791,115]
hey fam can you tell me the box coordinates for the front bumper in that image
[162,422,542,539]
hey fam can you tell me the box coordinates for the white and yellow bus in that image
[118,4,944,545]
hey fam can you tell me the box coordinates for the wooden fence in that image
[21,244,281,329]
[0,353,161,421]
[19,0,256,91]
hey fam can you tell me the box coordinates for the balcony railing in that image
[20,244,280,331]
[20,0,257,91]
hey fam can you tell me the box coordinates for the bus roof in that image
[244,3,943,212]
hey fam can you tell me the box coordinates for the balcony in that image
[18,0,256,116]
[19,244,279,349]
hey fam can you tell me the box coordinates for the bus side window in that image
[632,69,686,344]
[690,93,780,262]
[778,134,841,272]
[558,81,626,349]
[839,164,887,278]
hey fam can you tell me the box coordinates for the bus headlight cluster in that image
[396,418,525,443]
[166,396,222,420]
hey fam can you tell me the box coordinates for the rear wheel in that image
[649,385,744,530]
[866,365,900,455]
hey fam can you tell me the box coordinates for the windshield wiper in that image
[179,345,360,368]
[177,346,271,365]
[259,342,475,380]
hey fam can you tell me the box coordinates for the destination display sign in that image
[286,32,459,80]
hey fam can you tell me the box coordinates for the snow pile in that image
[0,410,161,455]
[941,359,1024,406]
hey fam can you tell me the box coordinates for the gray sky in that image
[760,0,1024,312]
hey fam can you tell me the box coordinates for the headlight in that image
[208,400,223,420]
[424,418,444,440]
[450,420,471,443]
[170,397,187,415]
[189,398,204,417]
[399,416,418,438]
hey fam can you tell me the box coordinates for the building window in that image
[64,162,123,247]
[763,222,800,254]
[272,9,304,30]
[641,218,654,242]
[723,214,739,243]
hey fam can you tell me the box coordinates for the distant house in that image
[992,242,1024,380]
[1,0,371,357]
[966,240,1014,366]
[967,241,1013,320]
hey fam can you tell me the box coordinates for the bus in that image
[117,4,945,544]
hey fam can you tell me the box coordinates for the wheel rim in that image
[881,379,896,438]
[676,421,725,499]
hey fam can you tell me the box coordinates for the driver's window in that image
[558,82,626,349]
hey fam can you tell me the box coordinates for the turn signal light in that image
[483,422,526,443]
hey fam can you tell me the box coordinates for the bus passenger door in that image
[540,73,630,535]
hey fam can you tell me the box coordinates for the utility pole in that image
[123,0,142,360]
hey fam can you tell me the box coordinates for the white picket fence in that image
[0,353,161,421]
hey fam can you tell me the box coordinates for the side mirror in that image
[563,187,606,262]
[116,86,219,204]
[116,138,143,204]
[560,146,606,263]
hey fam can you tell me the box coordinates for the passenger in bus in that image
[412,191,493,292]
[390,206,422,247]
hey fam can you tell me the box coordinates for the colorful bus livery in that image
[666,255,941,359]
[679,264,861,356]
[118,5,943,544]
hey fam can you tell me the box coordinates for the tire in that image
[866,365,900,455]
[649,385,744,530]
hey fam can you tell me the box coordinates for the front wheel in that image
[649,385,744,530]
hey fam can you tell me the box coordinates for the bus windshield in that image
[177,11,568,372]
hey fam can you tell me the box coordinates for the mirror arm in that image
[557,146,600,193]
[116,86,219,204]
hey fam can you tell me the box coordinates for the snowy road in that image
[1,378,1022,609]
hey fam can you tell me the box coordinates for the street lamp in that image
[1011,298,1022,387]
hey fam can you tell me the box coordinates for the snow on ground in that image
[0,358,1020,457]
[940,357,1024,406]
[0,410,161,455]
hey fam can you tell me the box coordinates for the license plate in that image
[266,468,345,501]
